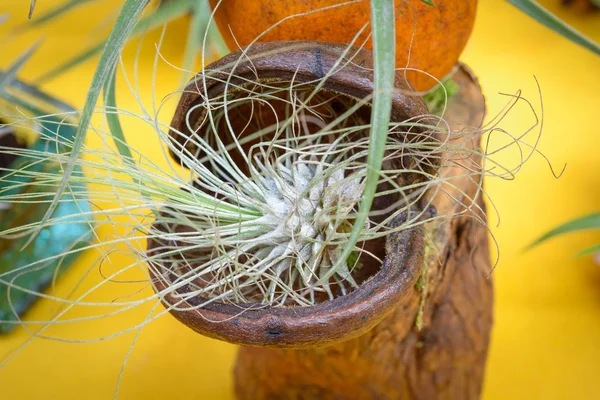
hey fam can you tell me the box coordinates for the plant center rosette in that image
[146,41,441,347]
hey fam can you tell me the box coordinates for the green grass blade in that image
[11,78,77,114]
[179,0,210,87]
[33,44,103,84]
[527,212,600,250]
[25,0,150,247]
[319,0,396,283]
[34,0,195,83]
[508,0,600,56]
[133,0,194,32]
[575,244,600,258]
[29,0,37,19]
[16,0,98,30]
[0,41,41,94]
[104,69,134,162]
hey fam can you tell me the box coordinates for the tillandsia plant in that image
[0,32,543,369]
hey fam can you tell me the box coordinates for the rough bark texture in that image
[234,64,493,400]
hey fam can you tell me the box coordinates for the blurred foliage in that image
[509,0,600,55]
[0,22,92,332]
[21,0,225,83]
[527,213,600,257]
[0,114,92,333]
[509,0,599,257]
[423,78,460,115]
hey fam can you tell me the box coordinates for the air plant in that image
[2,45,442,313]
[0,37,543,335]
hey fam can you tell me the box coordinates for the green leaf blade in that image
[527,212,600,250]
[320,0,396,283]
[33,0,195,84]
[575,244,600,258]
[27,0,150,247]
[0,41,41,94]
[508,0,600,56]
[17,0,98,30]
[103,71,134,162]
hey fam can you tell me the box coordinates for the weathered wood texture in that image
[235,64,493,400]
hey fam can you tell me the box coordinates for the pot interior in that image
[155,79,413,307]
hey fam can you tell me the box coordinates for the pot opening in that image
[151,78,425,309]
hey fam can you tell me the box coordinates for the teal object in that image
[0,116,93,333]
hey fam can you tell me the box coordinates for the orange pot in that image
[208,0,477,91]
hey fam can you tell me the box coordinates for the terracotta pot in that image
[148,41,436,348]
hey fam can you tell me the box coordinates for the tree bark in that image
[234,64,492,400]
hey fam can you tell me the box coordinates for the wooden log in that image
[234,64,492,400]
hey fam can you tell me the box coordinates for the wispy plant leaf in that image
[18,0,98,30]
[575,244,600,258]
[0,14,10,26]
[103,70,134,162]
[179,0,209,86]
[0,78,76,118]
[133,0,195,33]
[34,0,196,83]
[29,0,37,19]
[527,212,600,250]
[33,44,103,84]
[0,41,41,95]
[421,0,435,6]
[0,116,92,333]
[27,0,150,246]
[508,0,600,56]
[320,0,396,283]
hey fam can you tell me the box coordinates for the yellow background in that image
[1,0,599,399]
